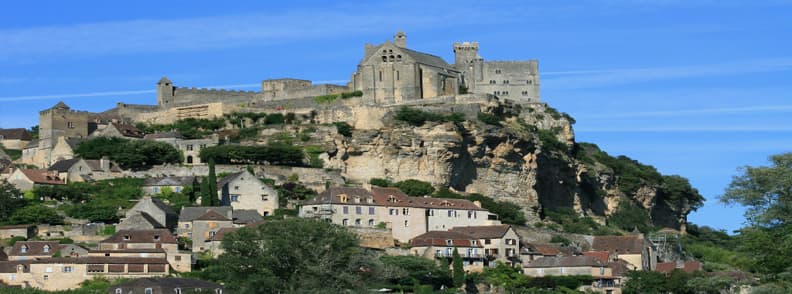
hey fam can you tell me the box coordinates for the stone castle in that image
[23,32,541,168]
[154,31,539,110]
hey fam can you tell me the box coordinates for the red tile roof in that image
[211,227,239,241]
[304,186,486,211]
[101,229,177,244]
[10,241,62,256]
[532,244,562,256]
[583,251,611,264]
[411,231,482,248]
[18,169,65,185]
[524,256,602,268]
[448,225,513,239]
[591,235,646,254]
[655,262,677,273]
[194,210,231,222]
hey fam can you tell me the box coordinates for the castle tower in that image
[156,76,174,107]
[453,42,480,67]
[394,31,407,48]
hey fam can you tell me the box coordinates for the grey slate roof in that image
[524,256,603,268]
[399,47,456,70]
[0,128,32,140]
[143,176,196,187]
[48,158,83,172]
[233,209,263,224]
[217,172,244,188]
[179,206,233,222]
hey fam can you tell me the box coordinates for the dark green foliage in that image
[721,152,792,227]
[313,91,363,103]
[394,106,465,126]
[549,235,572,246]
[452,248,464,287]
[199,144,305,166]
[0,182,26,220]
[265,113,285,125]
[477,112,502,125]
[47,178,144,223]
[393,179,435,196]
[304,145,324,168]
[10,204,63,225]
[207,158,219,206]
[433,188,526,225]
[661,175,705,212]
[34,183,93,202]
[607,198,653,233]
[543,208,601,234]
[276,182,317,208]
[29,125,39,139]
[200,218,374,293]
[64,203,119,223]
[333,122,353,137]
[379,255,452,291]
[0,145,21,160]
[369,178,393,187]
[74,137,180,170]
[477,262,530,290]
[136,117,225,139]
[622,270,698,294]
[537,129,568,153]
[458,86,469,94]
[8,236,26,246]
[200,177,212,207]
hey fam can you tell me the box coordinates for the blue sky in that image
[1,0,791,232]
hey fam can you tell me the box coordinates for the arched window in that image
[368,219,375,226]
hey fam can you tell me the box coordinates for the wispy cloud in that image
[0,3,513,62]
[576,126,792,132]
[543,57,792,89]
[0,79,347,102]
[577,104,792,119]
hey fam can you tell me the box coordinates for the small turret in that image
[156,76,174,107]
[394,31,407,48]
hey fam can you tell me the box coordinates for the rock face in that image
[0,148,10,171]
[320,99,693,230]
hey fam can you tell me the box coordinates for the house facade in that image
[190,210,235,253]
[144,132,218,165]
[591,235,656,271]
[218,171,278,217]
[0,257,169,291]
[410,230,485,272]
[0,128,32,150]
[47,157,122,183]
[299,186,500,243]
[109,277,224,294]
[448,225,521,267]
[99,229,190,272]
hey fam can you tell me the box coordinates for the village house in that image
[6,168,65,191]
[118,196,178,231]
[190,210,235,253]
[520,243,578,263]
[410,230,485,272]
[206,227,238,257]
[523,255,621,294]
[0,128,32,150]
[218,170,278,217]
[177,206,261,238]
[144,132,218,165]
[141,176,197,195]
[0,224,36,239]
[47,157,122,183]
[448,225,521,267]
[299,186,500,243]
[57,244,89,258]
[99,229,190,272]
[0,257,170,291]
[89,122,144,140]
[109,277,225,294]
[591,235,657,271]
[8,241,61,261]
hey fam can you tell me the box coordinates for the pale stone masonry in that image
[217,170,279,217]
[299,186,501,243]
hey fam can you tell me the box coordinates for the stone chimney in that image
[394,31,406,47]
[473,200,482,208]
[100,156,110,171]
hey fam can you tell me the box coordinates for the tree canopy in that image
[721,152,792,227]
[74,137,180,170]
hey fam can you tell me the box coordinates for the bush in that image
[334,122,353,137]
[10,205,64,225]
[265,113,285,125]
[369,178,393,187]
[608,198,653,233]
[393,179,435,196]
[550,235,572,246]
[74,137,180,170]
[477,112,502,125]
[538,129,568,153]
[200,144,305,166]
[8,236,26,246]
[394,107,464,126]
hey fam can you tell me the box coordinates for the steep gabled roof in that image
[179,206,233,222]
[17,169,65,185]
[47,158,83,172]
[0,128,32,140]
[211,227,239,241]
[217,172,245,188]
[110,122,144,138]
[448,225,513,239]
[101,229,177,244]
[399,47,456,70]
[411,231,482,248]
[591,235,646,254]
[194,210,231,221]
[232,209,263,224]
[144,132,184,140]
[524,256,602,268]
[10,241,61,256]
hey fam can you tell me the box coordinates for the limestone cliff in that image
[314,99,698,231]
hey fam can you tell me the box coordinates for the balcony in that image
[434,252,483,259]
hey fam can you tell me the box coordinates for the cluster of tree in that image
[470,262,591,293]
[36,178,145,223]
[0,182,63,225]
[199,158,220,207]
[622,270,738,294]
[74,137,180,170]
[370,178,436,196]
[199,143,305,166]
[136,117,225,139]
[394,106,465,126]
[477,112,503,125]
[542,207,621,236]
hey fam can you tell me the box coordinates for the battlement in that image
[453,42,479,48]
[175,87,259,95]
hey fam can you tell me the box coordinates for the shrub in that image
[265,113,285,125]
[550,235,572,246]
[608,198,653,233]
[538,129,568,153]
[334,122,353,137]
[74,137,180,170]
[393,179,435,196]
[200,144,305,166]
[477,112,502,125]
[369,178,393,187]
[394,107,464,126]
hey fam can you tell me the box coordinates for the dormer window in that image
[446,239,453,246]
[20,245,28,253]
[366,198,373,204]
[154,235,160,241]
[472,240,477,246]
[388,196,397,203]
[43,245,50,253]
[123,235,130,240]
[339,194,348,203]
[353,197,360,203]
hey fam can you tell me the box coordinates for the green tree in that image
[452,248,464,288]
[10,204,64,225]
[0,182,26,220]
[200,218,377,294]
[207,158,219,206]
[721,153,792,227]
[200,177,213,207]
[393,179,435,196]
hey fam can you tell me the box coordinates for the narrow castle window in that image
[527,80,533,84]
[379,71,382,81]
[67,122,74,129]
[489,80,496,84]
[382,56,387,62]
[503,80,509,84]
[396,71,400,80]
[495,69,502,74]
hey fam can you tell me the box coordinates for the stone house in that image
[218,171,278,217]
[0,224,36,239]
[523,256,612,277]
[109,277,224,294]
[521,243,578,264]
[410,230,486,272]
[591,235,656,271]
[177,206,233,237]
[8,241,61,261]
[89,122,144,140]
[118,196,178,231]
[99,229,190,272]
[206,227,238,257]
[7,168,65,191]
[48,137,84,168]
[141,176,197,195]
[299,186,500,243]
[448,225,521,267]
[0,257,169,291]
[47,157,122,183]
[144,132,218,165]
[0,128,32,150]
[190,210,235,253]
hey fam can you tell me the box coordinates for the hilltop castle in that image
[154,32,540,109]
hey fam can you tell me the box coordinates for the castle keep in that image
[153,32,540,110]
